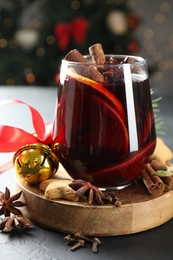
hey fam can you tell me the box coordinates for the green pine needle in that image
[152,96,165,135]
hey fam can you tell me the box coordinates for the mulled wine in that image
[53,55,156,188]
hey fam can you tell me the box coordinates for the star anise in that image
[69,180,107,205]
[0,187,26,217]
[0,215,32,232]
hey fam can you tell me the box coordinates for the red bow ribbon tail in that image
[0,99,50,173]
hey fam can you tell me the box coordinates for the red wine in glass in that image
[53,55,156,189]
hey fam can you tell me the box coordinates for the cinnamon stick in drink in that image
[65,49,104,83]
[65,49,87,63]
[89,43,106,64]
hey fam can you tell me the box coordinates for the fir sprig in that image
[152,96,165,135]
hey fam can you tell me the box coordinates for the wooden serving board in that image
[15,165,173,237]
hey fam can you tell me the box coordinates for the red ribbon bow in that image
[54,17,89,51]
[0,99,65,173]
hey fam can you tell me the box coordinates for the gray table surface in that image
[0,86,173,260]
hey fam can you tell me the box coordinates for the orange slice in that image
[89,94,129,154]
[66,68,126,121]
[61,80,129,155]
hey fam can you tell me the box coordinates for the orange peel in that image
[66,68,126,121]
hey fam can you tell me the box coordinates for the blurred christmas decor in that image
[0,0,141,86]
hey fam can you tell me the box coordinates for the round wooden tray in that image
[15,165,173,236]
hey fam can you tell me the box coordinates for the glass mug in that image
[53,55,156,189]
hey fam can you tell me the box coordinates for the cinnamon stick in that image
[148,158,173,190]
[65,49,87,63]
[65,49,104,83]
[150,159,167,171]
[145,163,156,175]
[140,168,165,195]
[89,43,106,64]
[162,176,173,189]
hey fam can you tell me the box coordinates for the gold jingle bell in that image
[13,143,59,185]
